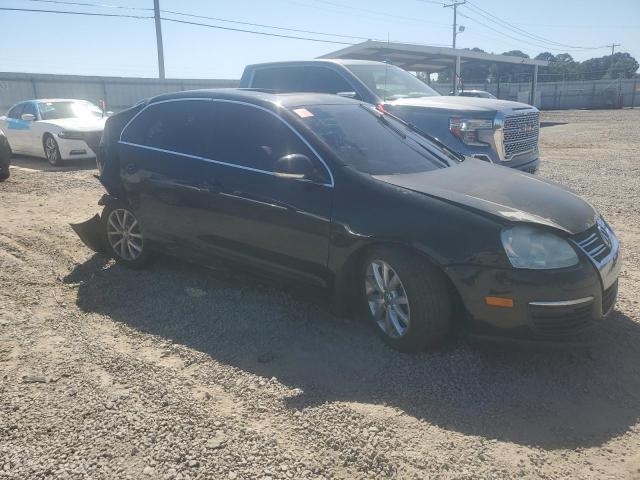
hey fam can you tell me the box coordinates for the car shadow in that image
[540,121,569,128]
[64,254,640,451]
[10,154,96,172]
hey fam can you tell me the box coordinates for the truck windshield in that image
[346,64,440,101]
[291,103,450,175]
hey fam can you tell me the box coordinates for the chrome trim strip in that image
[529,296,594,307]
[118,141,332,187]
[119,97,335,187]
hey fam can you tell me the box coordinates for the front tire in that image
[362,247,451,352]
[102,201,151,269]
[43,134,62,166]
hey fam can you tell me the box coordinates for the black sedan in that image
[0,128,11,181]
[73,89,621,351]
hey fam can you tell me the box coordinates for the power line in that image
[23,0,385,41]
[24,0,152,10]
[457,11,607,53]
[463,1,608,50]
[0,6,355,44]
[0,6,152,19]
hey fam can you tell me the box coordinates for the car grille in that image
[503,111,539,159]
[572,220,614,266]
[602,280,618,315]
[82,131,103,154]
[529,301,594,336]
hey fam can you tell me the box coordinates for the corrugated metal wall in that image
[0,72,239,112]
[431,78,639,110]
[0,72,637,111]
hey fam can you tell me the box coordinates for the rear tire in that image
[43,134,62,166]
[0,172,9,182]
[361,247,451,352]
[102,201,151,269]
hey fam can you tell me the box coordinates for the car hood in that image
[41,117,107,131]
[374,159,597,235]
[385,95,532,113]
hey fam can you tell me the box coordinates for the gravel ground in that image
[1,108,640,480]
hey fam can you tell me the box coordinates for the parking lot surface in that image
[1,108,640,479]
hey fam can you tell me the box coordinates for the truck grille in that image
[572,219,614,266]
[503,111,539,159]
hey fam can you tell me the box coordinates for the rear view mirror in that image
[274,153,318,181]
[337,91,357,99]
[21,113,36,121]
[106,111,114,117]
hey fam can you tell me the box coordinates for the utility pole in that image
[605,43,620,79]
[444,0,465,94]
[444,0,466,49]
[154,0,165,79]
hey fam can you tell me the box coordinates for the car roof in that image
[147,88,363,110]
[244,59,387,69]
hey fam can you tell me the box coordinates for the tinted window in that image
[251,67,307,91]
[293,104,447,175]
[206,102,319,172]
[123,100,325,175]
[7,104,24,119]
[122,100,213,158]
[252,66,355,95]
[22,103,38,118]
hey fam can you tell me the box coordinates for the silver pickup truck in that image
[240,59,540,173]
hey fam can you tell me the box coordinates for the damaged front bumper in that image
[70,214,107,253]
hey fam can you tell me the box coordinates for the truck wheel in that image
[362,247,451,352]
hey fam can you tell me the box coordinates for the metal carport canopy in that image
[318,40,549,72]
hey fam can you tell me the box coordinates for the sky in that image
[0,0,638,79]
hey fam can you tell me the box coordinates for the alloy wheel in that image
[107,209,143,261]
[44,137,60,164]
[365,259,411,338]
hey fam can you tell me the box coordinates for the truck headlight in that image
[449,118,493,146]
[501,225,578,269]
[58,131,84,140]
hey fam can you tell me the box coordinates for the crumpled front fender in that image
[70,214,107,254]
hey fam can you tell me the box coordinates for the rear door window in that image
[252,66,356,96]
[121,99,213,158]
[121,99,327,179]
[7,104,24,119]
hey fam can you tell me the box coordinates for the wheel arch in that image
[332,240,465,325]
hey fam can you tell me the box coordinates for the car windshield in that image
[291,103,451,175]
[346,64,440,101]
[38,101,103,120]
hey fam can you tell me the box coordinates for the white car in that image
[0,99,109,166]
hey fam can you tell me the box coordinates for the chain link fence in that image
[432,78,639,109]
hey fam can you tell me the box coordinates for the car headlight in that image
[58,131,85,140]
[449,118,493,146]
[501,225,578,269]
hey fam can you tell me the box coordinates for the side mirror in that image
[21,113,36,121]
[336,91,358,99]
[274,153,318,181]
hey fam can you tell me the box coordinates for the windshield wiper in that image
[359,104,406,139]
[378,109,465,163]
